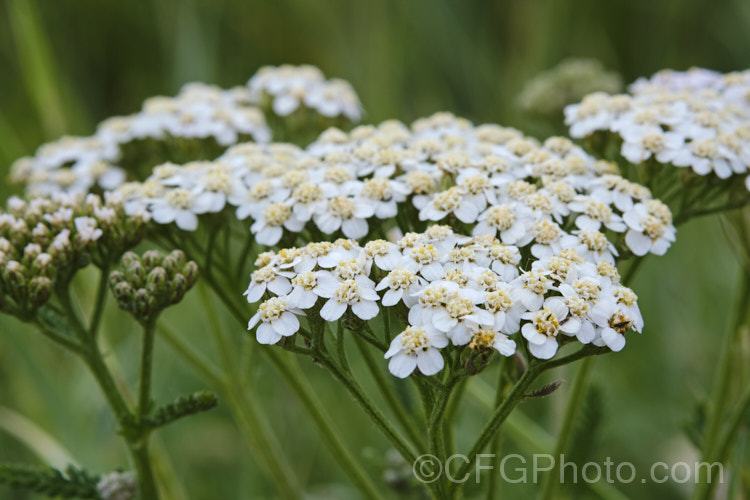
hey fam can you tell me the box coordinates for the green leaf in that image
[0,463,100,498]
[143,390,218,430]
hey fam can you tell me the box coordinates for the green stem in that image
[693,271,750,499]
[452,363,542,490]
[199,284,303,498]
[318,354,419,464]
[81,346,133,428]
[35,324,83,353]
[203,269,402,497]
[265,351,385,500]
[428,376,458,499]
[714,381,750,464]
[452,347,603,491]
[88,264,110,337]
[129,444,159,500]
[224,390,303,499]
[442,377,468,458]
[157,323,226,389]
[352,335,424,449]
[538,357,594,500]
[485,357,508,500]
[137,320,157,418]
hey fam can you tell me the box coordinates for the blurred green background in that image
[1,0,749,498]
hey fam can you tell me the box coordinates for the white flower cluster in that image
[121,112,676,258]
[97,82,271,147]
[245,227,643,378]
[565,68,750,188]
[11,82,271,197]
[630,68,750,109]
[248,64,362,121]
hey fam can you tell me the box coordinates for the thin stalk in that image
[318,355,419,464]
[538,357,594,500]
[60,285,160,499]
[205,269,408,496]
[485,357,508,500]
[694,271,750,498]
[452,363,542,490]
[714,381,750,464]
[428,376,459,499]
[199,284,303,498]
[88,264,110,337]
[129,445,159,500]
[265,351,385,500]
[157,323,226,389]
[35,325,83,353]
[224,391,303,499]
[137,320,157,418]
[452,347,603,491]
[353,335,424,449]
[442,377,468,457]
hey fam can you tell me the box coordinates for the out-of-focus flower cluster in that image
[565,68,750,188]
[96,471,137,500]
[0,194,149,318]
[11,82,271,198]
[109,250,198,323]
[245,227,642,377]
[248,64,362,122]
[118,112,676,258]
[518,58,623,117]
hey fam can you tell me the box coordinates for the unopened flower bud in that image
[112,281,134,307]
[31,223,50,245]
[28,276,53,307]
[181,261,199,285]
[147,266,168,293]
[126,260,147,287]
[162,250,185,274]
[4,260,27,299]
[24,243,42,260]
[168,274,187,304]
[134,288,154,318]
[9,219,28,241]
[142,250,162,268]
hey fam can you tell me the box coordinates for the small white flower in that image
[314,196,374,239]
[248,297,302,345]
[316,279,379,321]
[244,266,294,303]
[384,326,448,378]
[376,267,424,307]
[419,187,480,224]
[622,202,676,256]
[250,203,305,246]
[521,297,569,359]
[468,327,516,356]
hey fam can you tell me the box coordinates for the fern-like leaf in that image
[143,390,218,430]
[0,463,100,498]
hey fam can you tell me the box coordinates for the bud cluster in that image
[0,193,149,318]
[109,250,199,322]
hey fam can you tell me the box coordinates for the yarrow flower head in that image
[245,227,644,378]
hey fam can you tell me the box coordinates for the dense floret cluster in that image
[566,68,750,186]
[119,113,676,257]
[245,227,641,377]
